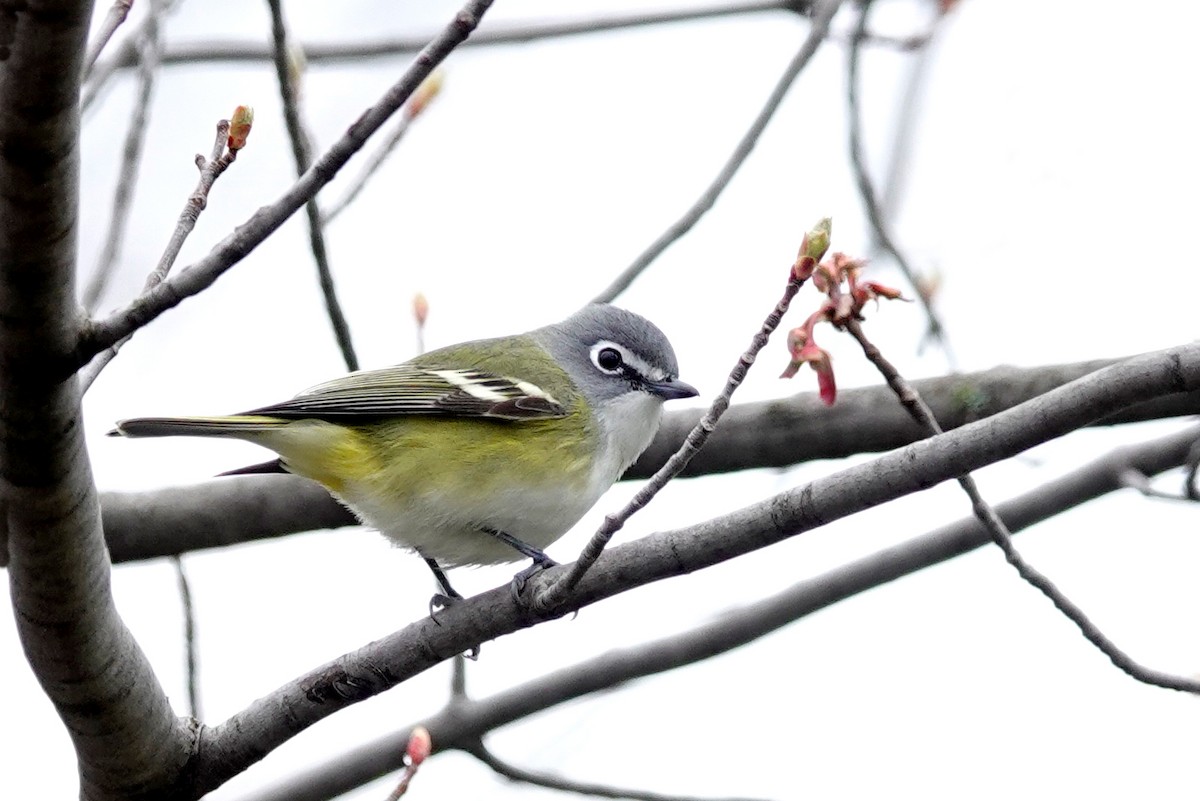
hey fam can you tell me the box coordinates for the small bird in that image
[111,304,698,602]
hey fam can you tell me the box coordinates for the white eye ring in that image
[589,340,670,383]
[590,340,633,375]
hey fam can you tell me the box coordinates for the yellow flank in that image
[254,403,596,501]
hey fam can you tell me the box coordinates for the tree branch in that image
[232,420,1199,801]
[76,0,496,370]
[187,341,1200,793]
[95,1,811,73]
[844,317,1198,691]
[0,1,190,798]
[90,354,1200,564]
[466,740,772,801]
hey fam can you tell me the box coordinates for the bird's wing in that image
[245,365,567,421]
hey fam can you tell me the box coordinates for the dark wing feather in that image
[245,366,567,422]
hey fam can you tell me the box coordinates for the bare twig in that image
[100,1,811,73]
[323,112,415,225]
[876,10,942,222]
[82,0,162,313]
[1117,467,1200,503]
[80,116,244,391]
[467,741,773,801]
[172,555,201,718]
[843,317,1200,693]
[1186,439,1200,500]
[539,220,830,610]
[82,0,179,112]
[845,2,952,359]
[236,421,1200,801]
[84,0,135,75]
[266,0,358,371]
[79,1,495,369]
[591,0,845,304]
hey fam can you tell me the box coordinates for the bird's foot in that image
[508,553,559,605]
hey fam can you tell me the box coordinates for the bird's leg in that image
[425,556,463,614]
[423,556,479,659]
[481,527,559,603]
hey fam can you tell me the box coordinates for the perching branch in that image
[231,422,1200,801]
[76,0,496,372]
[186,341,1200,796]
[88,353,1200,565]
[591,0,845,303]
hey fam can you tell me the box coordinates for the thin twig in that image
[845,2,953,360]
[83,0,162,313]
[84,0,135,75]
[876,10,941,222]
[1117,468,1200,503]
[79,118,241,391]
[590,0,845,304]
[843,316,1200,694]
[100,1,811,73]
[82,0,179,113]
[79,2,494,371]
[266,0,358,372]
[538,222,828,610]
[322,115,414,225]
[467,741,773,801]
[172,555,201,718]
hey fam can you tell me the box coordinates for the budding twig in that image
[842,315,1200,694]
[79,111,252,391]
[536,218,832,611]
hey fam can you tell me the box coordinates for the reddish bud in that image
[412,292,429,327]
[862,281,904,301]
[815,355,837,405]
[406,726,432,767]
[227,105,254,151]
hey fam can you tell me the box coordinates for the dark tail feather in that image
[218,458,288,477]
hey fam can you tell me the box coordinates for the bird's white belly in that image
[335,392,664,568]
[337,477,608,567]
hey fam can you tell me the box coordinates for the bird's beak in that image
[646,377,699,401]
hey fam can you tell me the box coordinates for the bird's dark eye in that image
[597,347,623,371]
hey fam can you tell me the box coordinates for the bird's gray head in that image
[533,304,698,406]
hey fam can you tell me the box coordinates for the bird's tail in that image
[108,415,288,439]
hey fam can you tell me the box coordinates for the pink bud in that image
[412,292,429,327]
[406,727,432,767]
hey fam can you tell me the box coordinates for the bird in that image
[110,303,698,603]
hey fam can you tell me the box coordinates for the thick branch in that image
[93,354,1200,564]
[0,1,189,798]
[189,342,1200,791]
[236,422,1200,801]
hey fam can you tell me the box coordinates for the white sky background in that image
[2,0,1199,798]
